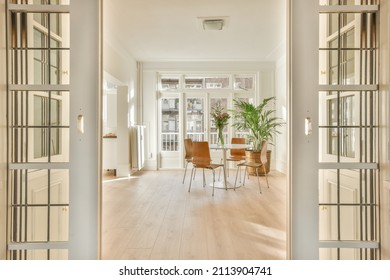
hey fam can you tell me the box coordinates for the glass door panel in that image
[161,97,180,152]
[209,97,229,145]
[185,97,205,141]
[232,93,254,139]
[233,75,255,91]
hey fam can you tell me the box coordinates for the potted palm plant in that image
[231,97,284,174]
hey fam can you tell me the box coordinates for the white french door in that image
[159,93,182,168]
[290,0,381,260]
[159,91,233,169]
[318,1,380,259]
[6,0,71,260]
[158,89,257,169]
[209,93,231,145]
[185,93,207,142]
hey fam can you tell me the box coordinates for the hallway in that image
[102,169,287,260]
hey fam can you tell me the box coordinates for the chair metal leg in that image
[238,164,242,184]
[182,161,189,184]
[227,162,229,178]
[188,167,195,192]
[256,167,262,194]
[202,168,206,187]
[234,165,240,190]
[223,166,227,191]
[242,167,247,186]
[263,165,269,188]
[218,158,223,181]
[212,170,215,196]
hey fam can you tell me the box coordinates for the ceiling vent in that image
[197,16,229,31]
[203,19,224,31]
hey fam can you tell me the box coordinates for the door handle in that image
[77,115,84,134]
[305,117,312,136]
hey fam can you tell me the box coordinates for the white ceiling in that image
[103,0,287,62]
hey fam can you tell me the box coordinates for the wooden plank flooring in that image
[101,169,287,260]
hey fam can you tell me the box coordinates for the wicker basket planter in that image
[245,150,271,175]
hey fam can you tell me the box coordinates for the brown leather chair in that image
[234,141,269,194]
[189,141,225,196]
[182,138,193,184]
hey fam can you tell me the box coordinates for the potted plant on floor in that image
[231,97,284,175]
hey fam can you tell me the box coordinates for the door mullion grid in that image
[6,1,70,260]
[318,2,379,260]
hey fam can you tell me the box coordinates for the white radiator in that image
[130,125,145,170]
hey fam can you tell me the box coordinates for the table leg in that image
[222,148,227,189]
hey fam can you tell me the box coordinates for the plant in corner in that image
[231,97,284,174]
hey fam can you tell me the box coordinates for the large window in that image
[158,74,256,154]
[184,75,230,89]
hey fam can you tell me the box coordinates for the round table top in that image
[209,143,251,150]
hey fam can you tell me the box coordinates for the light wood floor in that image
[101,168,287,260]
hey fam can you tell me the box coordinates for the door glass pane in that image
[32,127,48,159]
[161,98,179,151]
[320,0,378,5]
[319,90,378,163]
[210,98,228,144]
[50,128,69,162]
[30,94,68,161]
[27,206,48,242]
[10,169,69,243]
[232,97,253,138]
[27,169,49,205]
[234,76,254,90]
[50,206,69,241]
[48,249,68,260]
[50,170,69,204]
[205,76,229,89]
[319,169,378,238]
[184,77,203,89]
[184,75,230,89]
[320,248,378,260]
[161,77,180,90]
[186,98,204,141]
[50,13,60,35]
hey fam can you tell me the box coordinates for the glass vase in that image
[217,128,224,146]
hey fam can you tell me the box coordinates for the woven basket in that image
[244,150,271,175]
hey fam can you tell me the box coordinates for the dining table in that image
[209,143,251,189]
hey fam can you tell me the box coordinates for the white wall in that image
[103,13,138,174]
[103,44,138,127]
[103,31,138,126]
[141,70,159,170]
[0,0,6,260]
[141,61,279,171]
[116,86,130,176]
[380,0,390,260]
